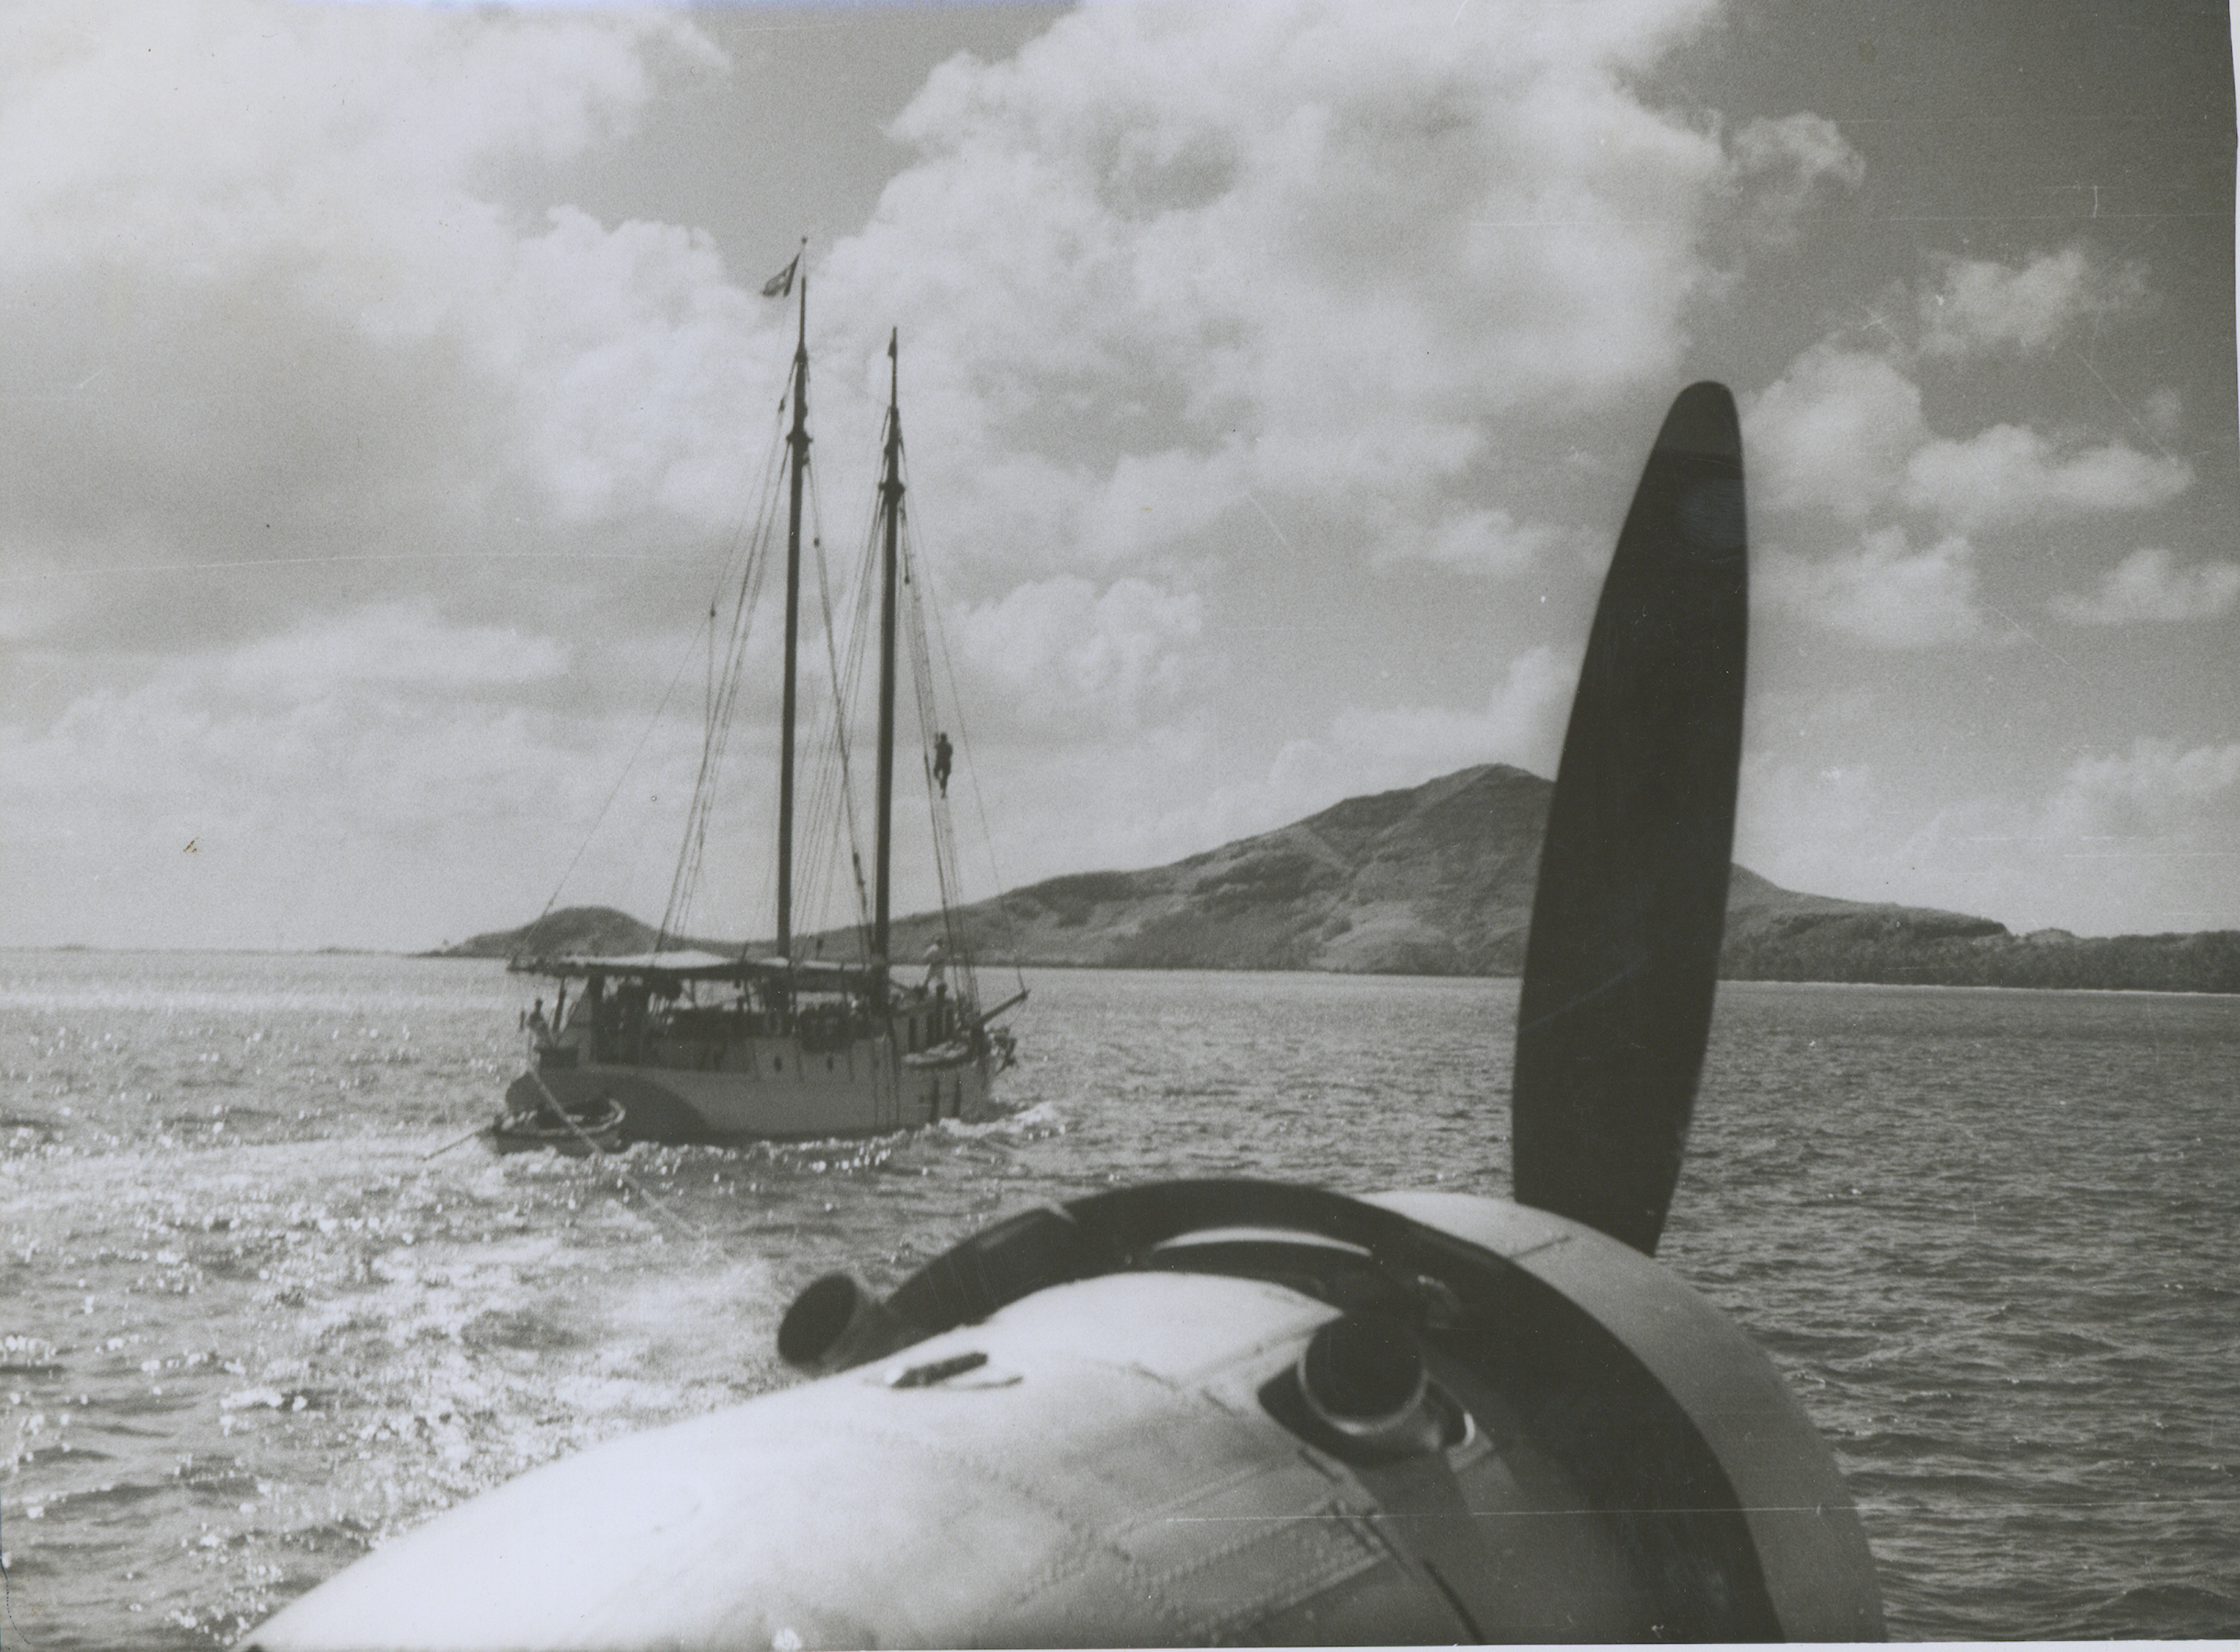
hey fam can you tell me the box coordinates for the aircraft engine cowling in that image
[243,1180,1880,1649]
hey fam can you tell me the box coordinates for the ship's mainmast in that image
[775,253,809,960]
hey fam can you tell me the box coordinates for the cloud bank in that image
[1743,739,2240,938]
[1746,247,2197,649]
[0,1,2228,947]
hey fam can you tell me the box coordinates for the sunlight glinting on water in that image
[3,952,2236,1645]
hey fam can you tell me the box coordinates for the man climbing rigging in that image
[932,731,953,798]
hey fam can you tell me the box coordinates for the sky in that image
[0,0,2233,953]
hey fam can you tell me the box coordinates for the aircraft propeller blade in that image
[1510,382,1747,1256]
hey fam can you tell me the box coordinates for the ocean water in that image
[2,952,2234,1646]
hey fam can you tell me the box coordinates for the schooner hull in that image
[507,1035,995,1145]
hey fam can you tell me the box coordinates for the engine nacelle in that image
[244,1180,1879,1648]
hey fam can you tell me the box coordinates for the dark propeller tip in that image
[1651,381,1741,462]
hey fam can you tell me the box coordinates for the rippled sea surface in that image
[3,953,2234,1645]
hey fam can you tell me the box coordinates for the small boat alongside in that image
[485,1092,626,1157]
[503,261,1023,1146]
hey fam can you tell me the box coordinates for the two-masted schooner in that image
[494,263,1022,1146]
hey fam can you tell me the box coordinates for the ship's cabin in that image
[512,950,966,1071]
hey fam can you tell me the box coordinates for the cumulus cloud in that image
[1726,112,1866,244]
[0,620,701,949]
[1380,507,1568,575]
[0,6,697,267]
[1760,529,1988,648]
[1747,326,2190,543]
[0,1,750,648]
[2048,546,2240,625]
[222,602,567,698]
[1901,423,2193,531]
[1321,644,1574,777]
[1918,247,2148,359]
[1744,241,2195,648]
[815,0,1740,577]
[2000,739,2240,932]
[949,574,1206,737]
[491,208,768,527]
[0,1,792,946]
[1742,739,2240,937]
[1263,644,1573,809]
[2044,738,2240,841]
[1745,343,1927,522]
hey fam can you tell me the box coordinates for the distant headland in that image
[433,765,2240,995]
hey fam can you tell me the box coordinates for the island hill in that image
[440,764,2240,995]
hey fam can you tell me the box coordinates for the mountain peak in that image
[436,765,2237,991]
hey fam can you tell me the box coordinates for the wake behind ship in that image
[496,258,1022,1147]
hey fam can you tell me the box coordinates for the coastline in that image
[10,944,2236,998]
